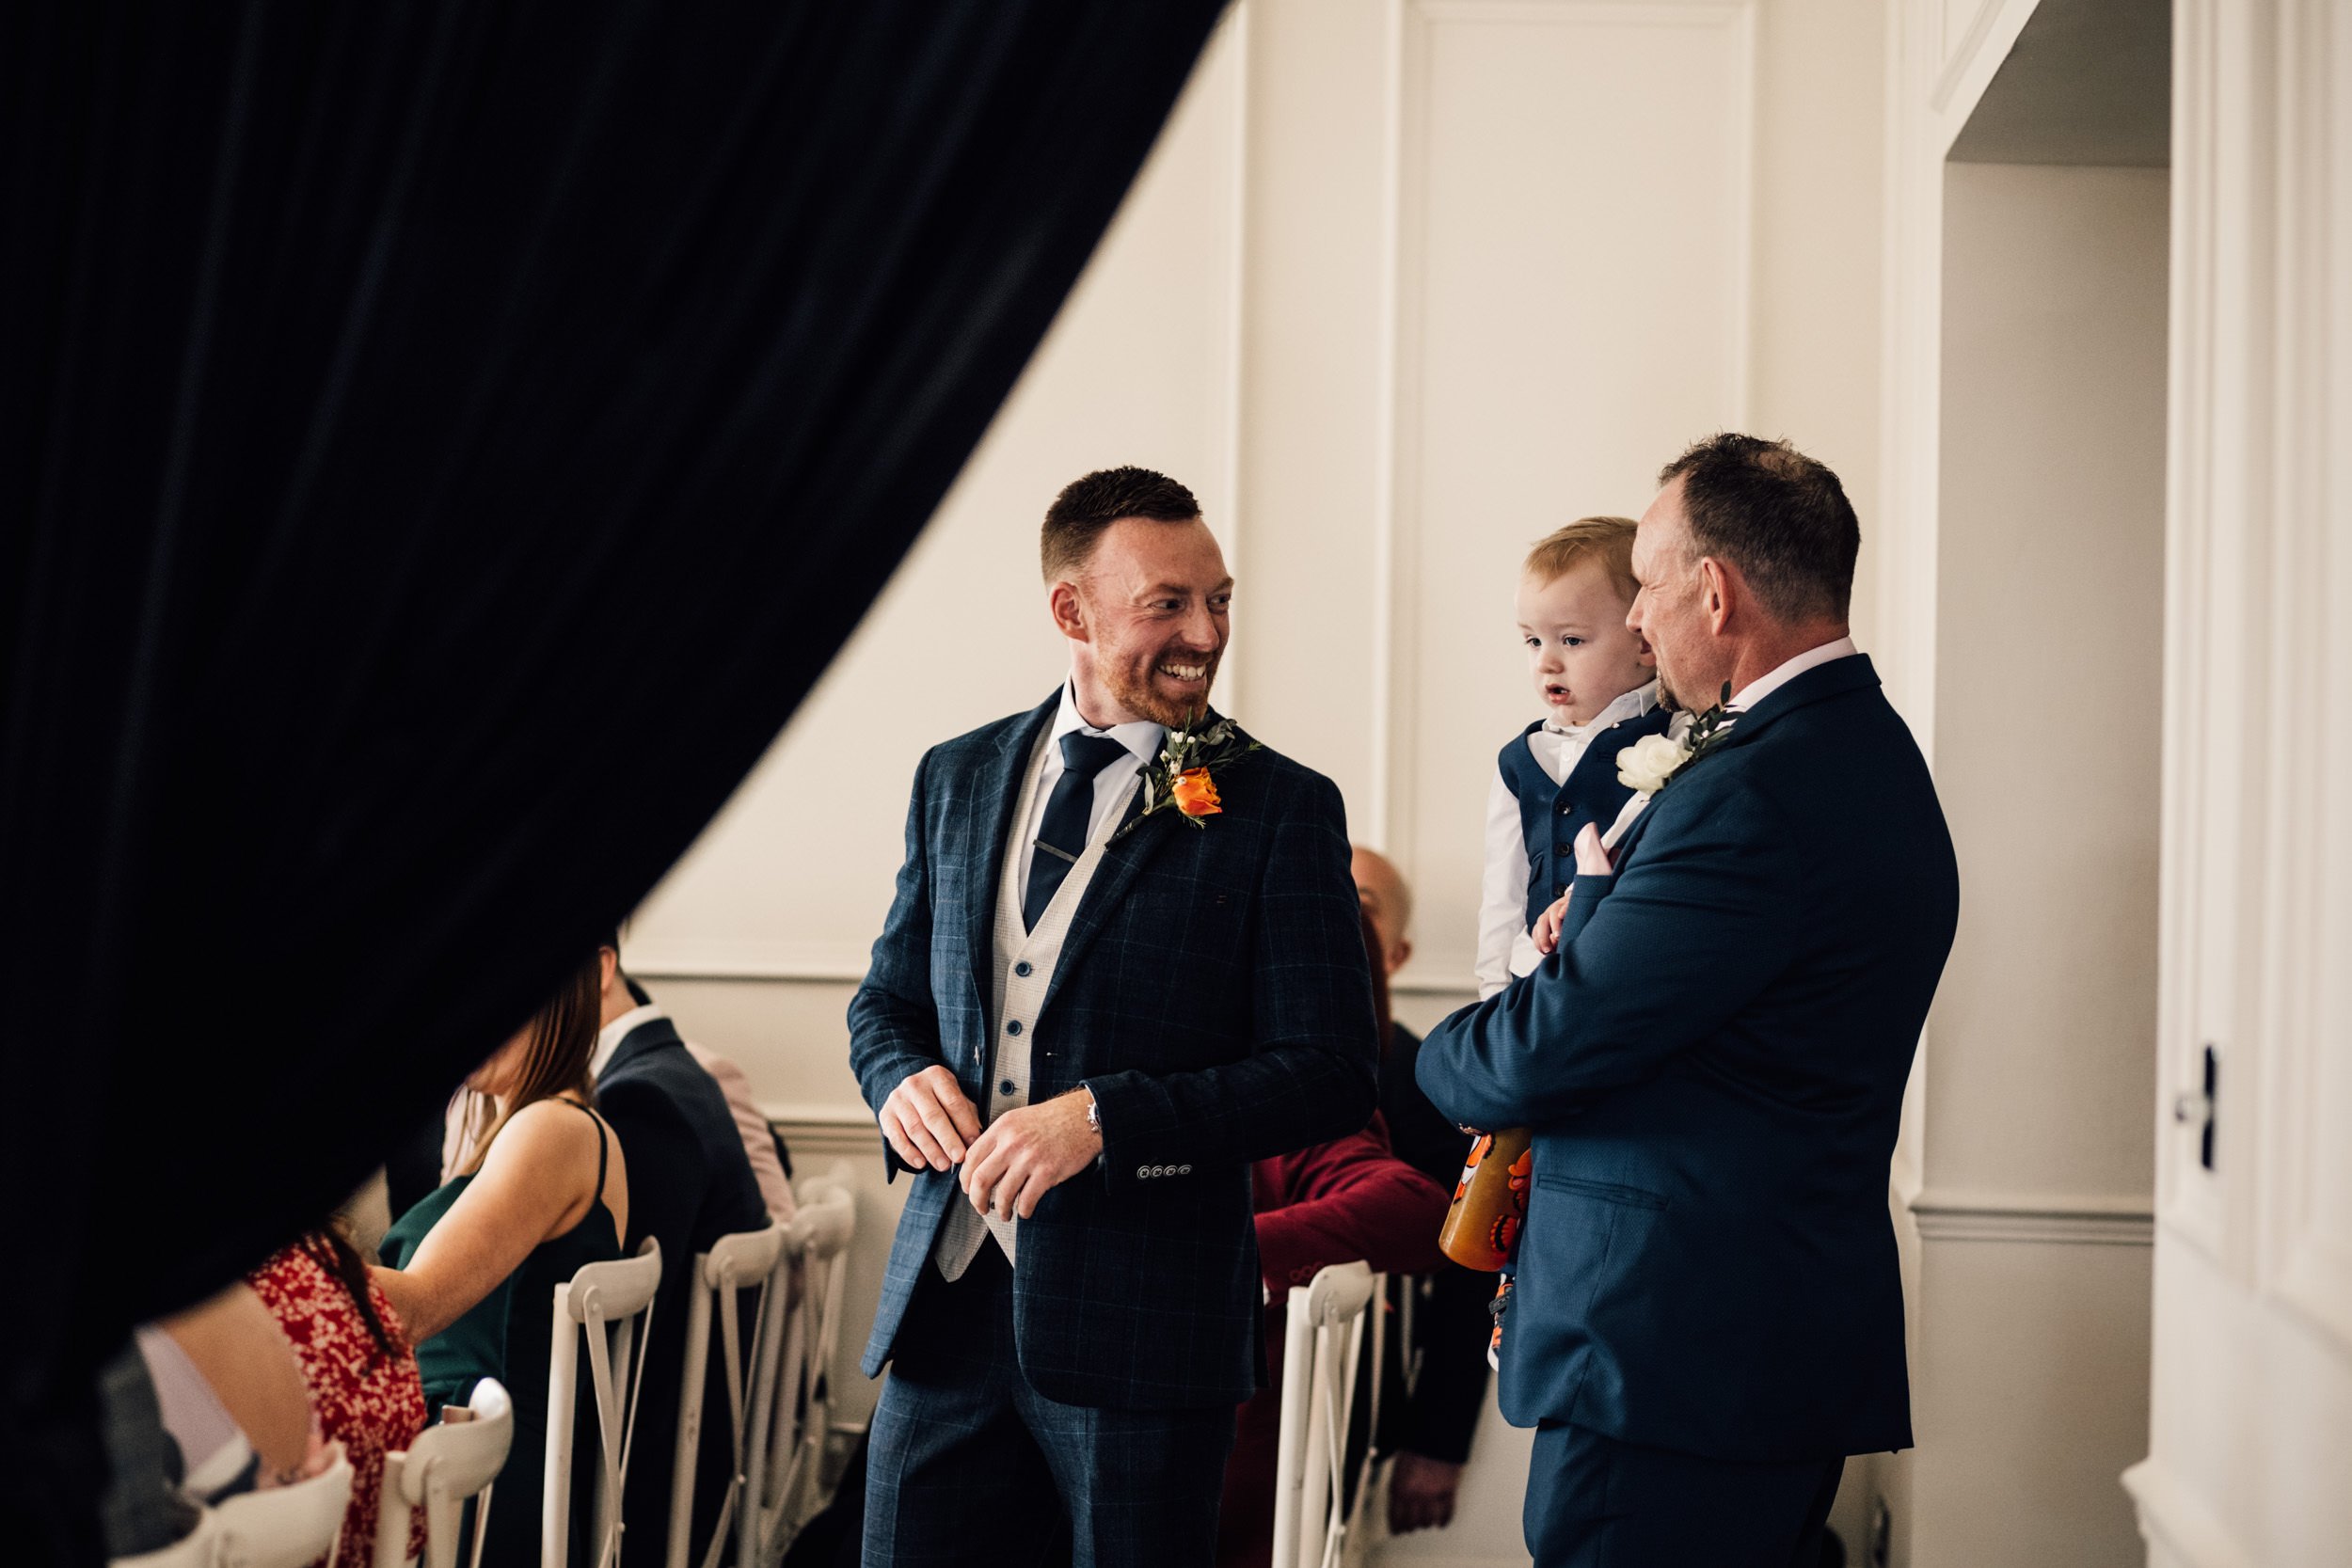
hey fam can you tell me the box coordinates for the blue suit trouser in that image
[1524,1421,1844,1567]
[863,1243,1236,1568]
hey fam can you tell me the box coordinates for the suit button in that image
[1178,1164,1192,1175]
[1136,1165,1152,1179]
[1006,1020,1023,1037]
[999,1079,1016,1096]
[1014,961,1033,977]
[1559,801,1572,816]
[1555,843,1572,856]
[1554,883,1568,897]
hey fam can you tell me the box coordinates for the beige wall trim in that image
[2122,1457,2259,1568]
[628,950,867,984]
[1911,1189,2155,1246]
[633,954,1484,1004]
[763,1104,879,1133]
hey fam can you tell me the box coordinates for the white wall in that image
[1908,156,2167,1568]
[624,2,1889,1560]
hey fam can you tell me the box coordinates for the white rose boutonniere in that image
[1614,681,1739,800]
[1615,733,1689,796]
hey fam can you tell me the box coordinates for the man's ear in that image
[598,946,619,996]
[1697,557,1735,636]
[1048,579,1089,642]
[1389,936,1414,978]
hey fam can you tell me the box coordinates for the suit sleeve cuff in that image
[1083,1072,1197,1188]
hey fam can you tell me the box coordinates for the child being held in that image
[1467,515,1670,1363]
[1475,516,1669,999]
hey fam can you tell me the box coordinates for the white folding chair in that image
[544,1238,663,1568]
[373,1378,515,1568]
[1270,1262,1378,1568]
[664,1221,786,1568]
[745,1174,854,1562]
[113,1502,224,1568]
[215,1445,354,1568]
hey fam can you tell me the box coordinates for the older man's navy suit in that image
[850,690,1378,1564]
[1418,655,1958,1564]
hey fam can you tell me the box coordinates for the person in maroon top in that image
[1214,911,1451,1568]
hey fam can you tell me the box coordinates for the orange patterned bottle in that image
[1437,1127,1534,1271]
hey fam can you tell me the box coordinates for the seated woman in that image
[249,1217,429,1567]
[373,951,628,1568]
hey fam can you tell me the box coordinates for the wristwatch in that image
[1083,1087,1103,1138]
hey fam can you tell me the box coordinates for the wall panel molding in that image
[627,942,869,984]
[1910,1189,2156,1246]
[1375,0,1756,974]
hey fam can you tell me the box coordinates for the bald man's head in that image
[1350,847,1414,978]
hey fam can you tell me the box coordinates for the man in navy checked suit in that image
[1419,436,1960,1565]
[849,467,1379,1566]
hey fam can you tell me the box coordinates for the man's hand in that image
[1534,824,1615,956]
[960,1088,1103,1221]
[1388,1452,1465,1534]
[880,1065,982,1172]
[1573,820,1613,877]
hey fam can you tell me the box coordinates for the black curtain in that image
[0,3,1226,1558]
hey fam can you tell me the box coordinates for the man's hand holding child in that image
[1533,823,1614,956]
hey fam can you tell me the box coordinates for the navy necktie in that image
[1024,732,1131,930]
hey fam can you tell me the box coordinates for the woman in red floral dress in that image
[249,1225,430,1566]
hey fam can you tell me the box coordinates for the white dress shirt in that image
[1728,635,1858,712]
[1010,682,1165,895]
[1474,681,1661,998]
[590,1002,660,1077]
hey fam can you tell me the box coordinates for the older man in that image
[850,467,1379,1566]
[1349,847,1494,1536]
[1418,435,1960,1565]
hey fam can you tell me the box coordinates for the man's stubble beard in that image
[1104,656,1219,729]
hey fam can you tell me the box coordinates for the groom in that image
[848,467,1379,1566]
[1418,435,1960,1565]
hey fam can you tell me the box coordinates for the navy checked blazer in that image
[1419,656,1959,1464]
[849,691,1381,1410]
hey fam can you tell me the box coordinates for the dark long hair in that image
[455,950,603,1178]
[301,1222,403,1365]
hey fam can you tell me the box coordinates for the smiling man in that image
[849,467,1380,1567]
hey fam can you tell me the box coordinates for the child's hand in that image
[1532,893,1572,954]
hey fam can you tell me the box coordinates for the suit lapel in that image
[1704,654,1879,759]
[966,694,1058,1019]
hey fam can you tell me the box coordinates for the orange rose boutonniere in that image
[1126,713,1260,836]
[1170,768,1221,817]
